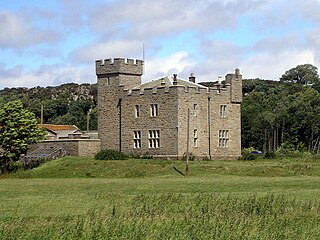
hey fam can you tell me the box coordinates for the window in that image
[135,105,140,118]
[148,130,160,148]
[106,77,110,86]
[193,129,198,147]
[219,130,229,148]
[150,104,158,117]
[219,105,227,118]
[193,103,197,116]
[133,131,141,149]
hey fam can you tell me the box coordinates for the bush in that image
[264,151,276,159]
[140,152,153,159]
[94,149,128,160]
[276,142,296,155]
[22,158,47,170]
[240,148,257,161]
[128,152,153,159]
[182,152,196,161]
[276,142,310,158]
[8,160,23,172]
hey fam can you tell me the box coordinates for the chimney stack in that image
[173,74,177,85]
[189,73,196,83]
[235,68,240,76]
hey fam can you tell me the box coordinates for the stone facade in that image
[96,58,242,159]
[38,139,101,157]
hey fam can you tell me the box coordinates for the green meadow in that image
[1,156,320,239]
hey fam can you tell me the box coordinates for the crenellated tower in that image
[96,58,143,151]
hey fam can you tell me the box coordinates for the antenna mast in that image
[142,42,145,78]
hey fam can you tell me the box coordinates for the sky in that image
[0,0,320,89]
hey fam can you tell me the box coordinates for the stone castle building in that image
[96,58,242,159]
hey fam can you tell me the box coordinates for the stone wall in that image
[177,86,209,157]
[174,71,242,160]
[210,84,241,160]
[96,57,242,160]
[37,139,101,157]
[121,86,179,156]
[97,58,143,151]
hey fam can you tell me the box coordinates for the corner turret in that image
[225,68,242,103]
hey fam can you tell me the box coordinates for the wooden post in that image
[40,104,44,125]
[208,96,211,160]
[87,109,90,132]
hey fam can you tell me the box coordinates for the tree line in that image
[241,64,320,153]
[0,83,98,131]
[0,64,319,154]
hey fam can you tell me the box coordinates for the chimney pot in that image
[189,73,196,83]
[173,74,178,85]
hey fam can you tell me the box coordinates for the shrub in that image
[8,160,23,172]
[94,149,128,160]
[128,152,153,159]
[202,155,211,161]
[276,142,296,155]
[240,148,257,160]
[264,151,276,159]
[182,152,196,161]
[140,152,153,159]
[22,158,47,170]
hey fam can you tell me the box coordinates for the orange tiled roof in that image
[40,124,79,131]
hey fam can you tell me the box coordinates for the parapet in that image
[96,58,143,76]
[124,84,209,97]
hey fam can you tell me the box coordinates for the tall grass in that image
[1,193,320,239]
[5,156,320,179]
[2,157,320,239]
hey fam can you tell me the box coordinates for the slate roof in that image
[133,75,208,90]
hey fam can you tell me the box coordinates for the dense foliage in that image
[0,64,319,154]
[242,78,320,153]
[0,100,45,172]
[280,64,319,85]
[94,149,128,160]
[0,83,98,131]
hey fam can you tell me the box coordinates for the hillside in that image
[0,83,98,130]
[7,155,320,179]
[1,79,319,153]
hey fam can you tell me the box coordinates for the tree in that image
[0,100,45,171]
[280,64,319,85]
[242,77,320,154]
[287,88,320,152]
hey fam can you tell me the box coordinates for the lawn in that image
[1,156,320,239]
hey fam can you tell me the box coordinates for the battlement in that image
[96,58,143,76]
[125,84,209,97]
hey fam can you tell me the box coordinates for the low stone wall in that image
[37,139,101,157]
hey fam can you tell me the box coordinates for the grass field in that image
[1,156,320,239]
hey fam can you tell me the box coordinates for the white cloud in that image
[70,40,145,64]
[88,0,265,40]
[0,11,60,49]
[241,50,315,80]
[1,0,320,89]
[143,52,196,81]
[0,64,95,89]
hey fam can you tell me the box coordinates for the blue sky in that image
[0,0,319,89]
